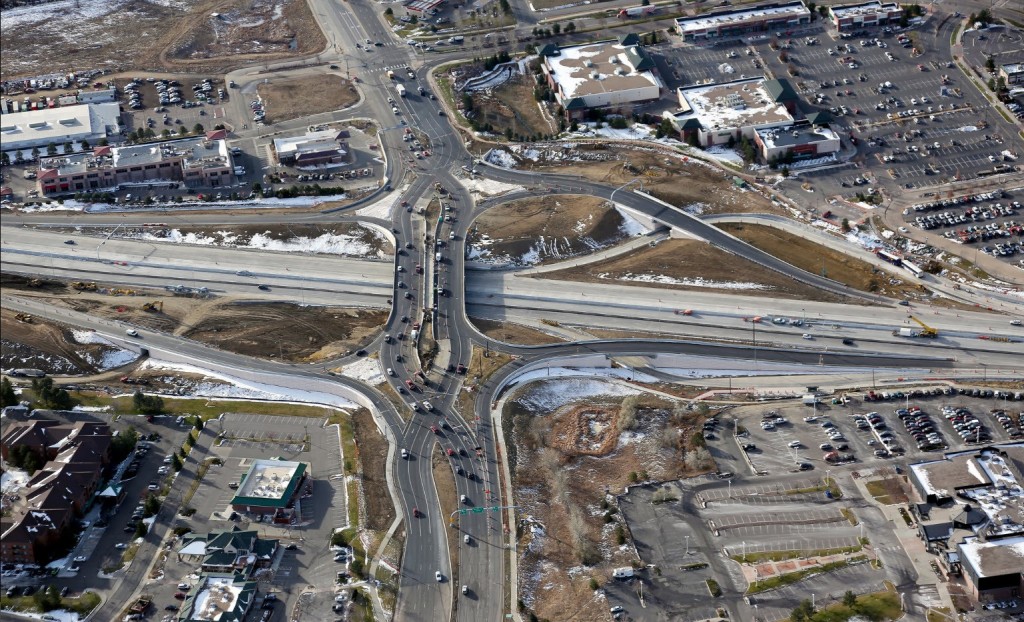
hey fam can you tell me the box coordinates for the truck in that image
[387,70,396,80]
[448,35,464,44]
[618,5,656,18]
[893,328,921,338]
[396,84,407,97]
[411,329,419,340]
[435,252,442,262]
[612,567,635,579]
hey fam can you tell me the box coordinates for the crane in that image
[909,315,938,338]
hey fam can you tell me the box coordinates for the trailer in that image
[617,5,656,18]
[396,84,407,97]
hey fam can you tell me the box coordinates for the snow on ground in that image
[599,272,772,290]
[461,176,523,197]
[138,360,358,408]
[616,207,650,236]
[703,145,745,164]
[16,202,86,213]
[339,357,385,385]
[124,228,383,257]
[356,185,407,219]
[586,122,654,141]
[682,203,708,216]
[15,194,356,214]
[509,373,642,411]
[485,149,518,169]
[13,609,80,622]
[72,405,112,413]
[1,468,30,493]
[70,330,139,370]
[845,230,884,250]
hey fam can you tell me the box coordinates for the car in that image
[174,592,186,600]
[126,329,139,337]
[64,239,76,245]
[460,494,469,504]
[401,448,409,459]
[73,556,86,562]
[788,440,802,448]
[1012,320,1022,326]
[802,333,813,340]
[798,463,814,471]
[329,64,339,69]
[257,284,270,291]
[356,349,367,356]
[412,508,421,518]
[60,586,69,597]
[464,534,471,544]
[435,570,443,582]
[422,401,433,411]
[842,338,855,345]
[148,482,159,490]
[285,543,298,550]
[165,605,179,611]
[611,606,624,614]
[438,110,446,116]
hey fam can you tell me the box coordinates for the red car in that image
[446,448,454,456]
[430,426,439,434]
[174,592,186,600]
[412,508,421,518]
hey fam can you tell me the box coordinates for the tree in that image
[33,585,61,611]
[641,0,650,4]
[192,123,205,135]
[135,521,148,538]
[781,166,791,178]
[63,141,74,153]
[843,590,857,607]
[565,22,576,33]
[98,138,108,147]
[178,126,188,136]
[8,445,43,474]
[31,147,40,160]
[46,142,57,156]
[552,23,561,35]
[172,453,184,472]
[132,390,164,415]
[384,6,393,15]
[791,599,814,621]
[0,152,9,166]
[30,377,72,410]
[1,376,17,407]
[986,56,996,73]
[499,0,510,13]
[79,139,90,151]
[841,217,851,232]
[143,494,161,517]
[110,426,139,464]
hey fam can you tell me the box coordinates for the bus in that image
[875,250,903,266]
[903,260,925,278]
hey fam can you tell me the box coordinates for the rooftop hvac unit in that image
[584,59,593,68]
[591,71,600,80]
[610,56,619,64]
[615,68,626,76]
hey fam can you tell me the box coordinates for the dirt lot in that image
[1,0,324,80]
[0,306,135,375]
[522,146,788,217]
[505,384,714,622]
[468,318,567,346]
[257,75,359,123]
[469,73,557,139]
[2,275,388,363]
[719,223,931,299]
[351,408,395,533]
[469,194,636,266]
[541,238,848,302]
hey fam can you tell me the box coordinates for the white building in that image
[828,1,903,31]
[272,129,350,166]
[0,103,120,153]
[664,77,799,147]
[540,36,662,118]
[674,1,811,41]
[754,124,840,162]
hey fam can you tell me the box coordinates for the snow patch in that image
[703,145,745,164]
[599,272,772,290]
[511,376,641,412]
[339,358,386,385]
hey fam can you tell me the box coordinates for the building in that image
[1,419,113,565]
[674,1,811,41]
[176,527,278,577]
[36,138,236,195]
[664,77,799,147]
[754,123,840,162]
[271,129,350,167]
[958,535,1024,602]
[175,573,258,622]
[999,63,1024,87]
[540,36,662,119]
[827,1,904,31]
[908,444,1024,511]
[0,102,121,153]
[229,459,309,523]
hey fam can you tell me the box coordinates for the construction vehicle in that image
[26,278,43,288]
[14,313,33,323]
[142,301,163,312]
[71,281,98,291]
[910,315,938,338]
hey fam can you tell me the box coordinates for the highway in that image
[3,1,1024,621]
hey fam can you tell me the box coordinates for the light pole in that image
[685,535,690,555]
[608,177,641,209]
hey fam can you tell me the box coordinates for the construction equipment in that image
[71,281,98,291]
[910,315,938,338]
[26,278,43,288]
[14,313,33,323]
[142,301,163,313]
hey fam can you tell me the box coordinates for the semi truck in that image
[396,84,407,97]
[893,327,921,338]
[618,5,656,18]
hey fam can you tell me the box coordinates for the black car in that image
[166,605,180,611]
[355,350,367,357]
[329,64,339,69]
[798,462,814,471]
[258,284,270,291]
[64,239,76,245]
[842,338,854,345]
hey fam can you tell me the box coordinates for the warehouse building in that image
[663,77,799,147]
[827,1,904,31]
[999,63,1024,87]
[540,36,662,119]
[674,1,811,41]
[0,102,120,153]
[958,535,1024,602]
[36,138,236,195]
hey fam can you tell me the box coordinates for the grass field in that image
[257,75,359,122]
[470,74,557,139]
[789,586,902,621]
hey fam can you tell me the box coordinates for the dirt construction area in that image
[468,194,639,266]
[503,378,715,622]
[468,73,558,139]
[0,0,324,79]
[1,274,387,364]
[542,238,848,302]
[257,75,359,123]
[0,306,139,375]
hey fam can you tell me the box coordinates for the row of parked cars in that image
[896,407,946,452]
[991,410,1024,439]
[941,406,992,445]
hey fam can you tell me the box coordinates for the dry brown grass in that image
[470,74,557,139]
[469,317,567,346]
[257,75,359,122]
[719,223,931,298]
[507,389,712,621]
[540,238,847,302]
[1,0,325,79]
[469,194,634,266]
[431,443,460,587]
[351,408,394,532]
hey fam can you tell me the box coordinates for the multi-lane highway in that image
[4,1,1024,621]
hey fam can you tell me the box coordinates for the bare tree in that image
[617,396,640,432]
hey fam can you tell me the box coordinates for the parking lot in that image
[904,188,1022,266]
[720,389,1024,477]
[117,76,233,138]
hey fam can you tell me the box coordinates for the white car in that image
[115,543,128,550]
[401,448,409,459]
[787,441,802,448]
[802,333,813,340]
[422,401,433,411]
[73,556,87,563]
[387,368,395,376]
[435,570,443,582]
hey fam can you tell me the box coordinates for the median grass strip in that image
[793,585,901,621]
[706,578,722,597]
[0,591,101,616]
[69,391,340,421]
[731,545,861,565]
[747,556,868,594]
[864,480,894,505]
[840,508,859,526]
